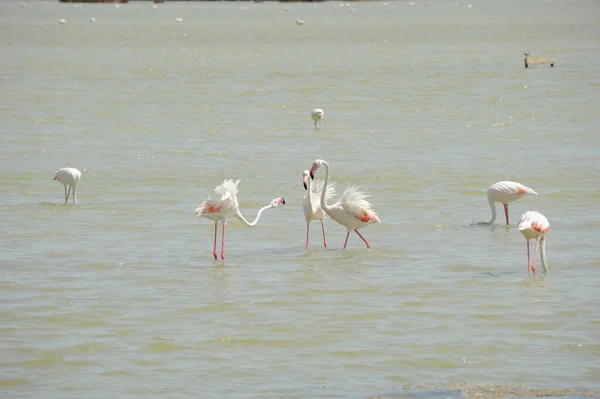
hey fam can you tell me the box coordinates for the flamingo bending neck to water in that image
[54,167,81,204]
[309,159,380,249]
[518,211,550,274]
[195,179,285,260]
[480,181,537,225]
[302,170,336,250]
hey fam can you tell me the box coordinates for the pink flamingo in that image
[309,159,380,249]
[302,169,336,250]
[195,179,285,260]
[518,211,550,274]
[480,181,538,225]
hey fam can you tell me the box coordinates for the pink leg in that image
[503,203,509,225]
[354,229,371,249]
[220,224,226,260]
[64,185,68,203]
[212,223,218,260]
[66,185,72,204]
[305,223,310,251]
[320,220,328,249]
[526,240,531,274]
[343,232,350,249]
[531,238,540,274]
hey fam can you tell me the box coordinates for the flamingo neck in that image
[319,161,333,214]
[487,193,497,224]
[236,204,272,227]
[540,236,549,272]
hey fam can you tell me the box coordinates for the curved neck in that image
[540,237,548,272]
[487,194,497,224]
[319,161,332,213]
[236,204,272,227]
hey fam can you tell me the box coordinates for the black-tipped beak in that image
[281,198,286,205]
[303,182,307,190]
[309,172,315,180]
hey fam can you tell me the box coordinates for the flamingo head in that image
[270,197,286,208]
[302,170,309,190]
[309,159,323,180]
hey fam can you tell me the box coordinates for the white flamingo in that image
[518,211,550,274]
[479,181,538,225]
[311,108,324,128]
[195,179,285,260]
[54,167,81,204]
[309,159,380,249]
[295,19,305,26]
[302,170,336,250]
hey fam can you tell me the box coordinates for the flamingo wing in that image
[195,179,241,217]
[337,185,380,223]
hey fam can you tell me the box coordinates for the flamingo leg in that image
[354,229,371,249]
[503,203,509,225]
[65,185,72,204]
[531,238,540,274]
[212,223,218,260]
[320,219,327,249]
[220,224,226,260]
[306,223,310,251]
[526,240,531,274]
[343,232,351,249]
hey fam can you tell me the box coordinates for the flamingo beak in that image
[309,164,318,180]
[303,174,308,190]
[279,197,286,205]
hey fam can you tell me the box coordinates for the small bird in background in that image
[478,181,538,225]
[518,211,550,274]
[54,167,81,204]
[309,159,381,249]
[195,179,285,260]
[311,108,324,129]
[302,169,336,250]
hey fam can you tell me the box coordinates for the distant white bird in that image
[479,181,538,225]
[311,108,324,128]
[115,4,120,8]
[295,19,305,26]
[175,18,183,23]
[54,167,81,204]
[518,211,550,274]
[58,19,67,24]
[152,4,157,8]
[89,17,96,23]
[303,170,336,250]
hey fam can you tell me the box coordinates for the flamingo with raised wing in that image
[309,159,380,249]
[518,211,550,274]
[302,170,336,250]
[195,179,285,260]
[54,167,81,204]
[479,181,537,225]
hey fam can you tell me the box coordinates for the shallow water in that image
[1,0,599,398]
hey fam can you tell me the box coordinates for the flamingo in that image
[309,159,380,249]
[479,181,538,225]
[295,19,305,26]
[302,170,336,251]
[194,179,286,260]
[58,19,67,25]
[518,211,550,274]
[54,167,81,204]
[311,108,323,128]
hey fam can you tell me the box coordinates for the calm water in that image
[1,0,599,398]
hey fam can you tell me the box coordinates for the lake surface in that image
[1,0,599,398]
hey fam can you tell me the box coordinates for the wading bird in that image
[311,108,324,128]
[302,170,336,250]
[518,211,550,274]
[195,179,285,260]
[479,181,537,225]
[54,167,81,204]
[309,159,380,249]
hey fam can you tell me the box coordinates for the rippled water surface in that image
[1,0,599,398]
